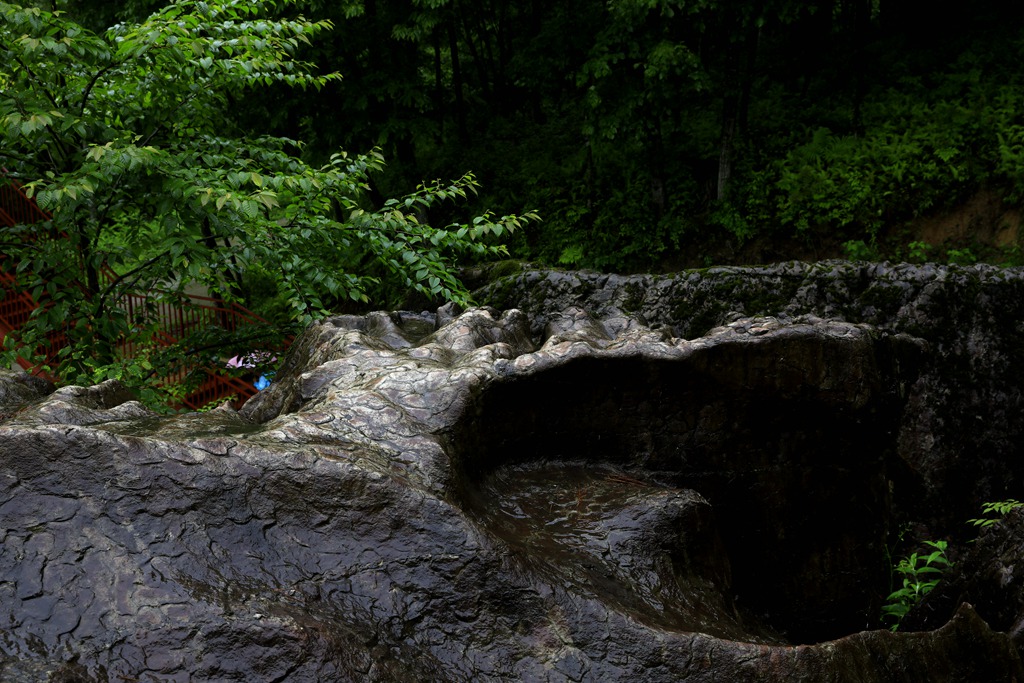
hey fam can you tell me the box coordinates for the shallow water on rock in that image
[475,463,657,554]
[94,410,263,440]
[466,461,778,641]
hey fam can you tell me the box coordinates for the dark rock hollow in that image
[0,261,1023,681]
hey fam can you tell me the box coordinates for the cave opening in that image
[448,338,907,644]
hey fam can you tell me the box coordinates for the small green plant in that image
[882,540,952,631]
[842,239,879,261]
[997,244,1024,267]
[946,247,977,265]
[197,395,238,412]
[968,499,1024,528]
[557,244,586,266]
[906,240,933,263]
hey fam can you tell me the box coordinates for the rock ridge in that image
[0,263,1022,680]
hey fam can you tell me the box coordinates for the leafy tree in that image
[269,0,1024,271]
[0,0,533,402]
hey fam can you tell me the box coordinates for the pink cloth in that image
[226,352,276,369]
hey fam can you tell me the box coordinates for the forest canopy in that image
[14,0,1024,272]
[209,0,1024,271]
[3,0,1024,404]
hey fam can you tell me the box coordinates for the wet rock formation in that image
[0,369,52,421]
[1,261,1023,680]
[477,261,1024,535]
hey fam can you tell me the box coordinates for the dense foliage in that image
[198,0,1024,271]
[0,0,532,401]
[23,0,1024,274]
[4,0,1024,402]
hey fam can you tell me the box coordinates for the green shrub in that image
[968,499,1024,528]
[842,239,879,261]
[882,540,952,631]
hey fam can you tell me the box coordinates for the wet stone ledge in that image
[0,265,1022,681]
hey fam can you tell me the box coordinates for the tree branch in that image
[96,250,168,314]
[76,61,127,119]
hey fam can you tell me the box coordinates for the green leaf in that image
[0,1,492,406]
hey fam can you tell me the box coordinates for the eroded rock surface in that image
[1,265,1023,681]
[0,369,52,421]
[478,262,1024,534]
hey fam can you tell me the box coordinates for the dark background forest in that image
[55,0,1024,274]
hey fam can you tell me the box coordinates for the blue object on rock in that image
[254,375,271,391]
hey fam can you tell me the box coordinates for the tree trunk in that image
[433,27,445,141]
[717,13,759,200]
[647,122,666,219]
[716,113,735,201]
[460,11,491,99]
[200,218,231,329]
[849,0,872,134]
[448,18,469,143]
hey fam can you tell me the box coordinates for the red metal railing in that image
[0,177,50,227]
[0,173,283,409]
